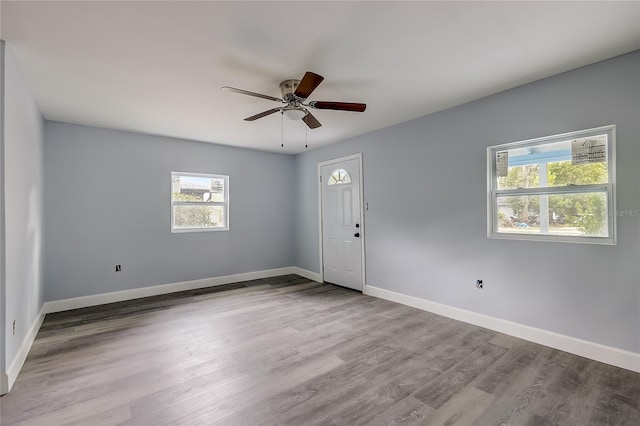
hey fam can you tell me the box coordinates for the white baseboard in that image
[291,267,322,283]
[1,372,8,395]
[42,267,322,314]
[5,307,46,394]
[363,285,640,373]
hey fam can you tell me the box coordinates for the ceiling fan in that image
[221,71,366,129]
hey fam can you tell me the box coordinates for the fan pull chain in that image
[305,122,308,149]
[280,111,284,148]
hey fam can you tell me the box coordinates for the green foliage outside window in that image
[498,162,608,235]
[173,205,223,229]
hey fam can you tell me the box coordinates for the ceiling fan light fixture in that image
[283,108,307,121]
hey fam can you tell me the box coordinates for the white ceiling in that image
[1,1,639,154]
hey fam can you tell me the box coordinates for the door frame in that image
[0,40,6,395]
[317,153,366,290]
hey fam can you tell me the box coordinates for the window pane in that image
[173,205,225,229]
[547,160,608,187]
[497,192,608,237]
[497,135,608,190]
[328,169,351,185]
[172,175,225,202]
[498,164,541,190]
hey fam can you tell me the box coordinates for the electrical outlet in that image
[13,320,16,335]
[476,279,483,289]
[115,264,122,272]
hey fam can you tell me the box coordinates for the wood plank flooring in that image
[1,275,638,425]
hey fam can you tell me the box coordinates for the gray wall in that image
[44,123,295,301]
[2,43,45,372]
[294,51,640,354]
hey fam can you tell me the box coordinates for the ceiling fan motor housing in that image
[280,79,301,102]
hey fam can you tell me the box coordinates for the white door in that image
[320,157,363,291]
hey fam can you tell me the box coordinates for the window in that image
[328,168,351,185]
[487,125,615,244]
[171,172,229,232]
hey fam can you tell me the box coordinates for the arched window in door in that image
[328,168,351,185]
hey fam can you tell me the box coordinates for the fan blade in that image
[309,101,366,112]
[222,86,283,103]
[294,72,324,99]
[302,111,322,129]
[244,108,282,121]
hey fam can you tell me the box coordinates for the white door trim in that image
[317,153,366,290]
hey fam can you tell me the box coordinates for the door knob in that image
[354,232,360,238]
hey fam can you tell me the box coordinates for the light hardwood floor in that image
[1,275,638,425]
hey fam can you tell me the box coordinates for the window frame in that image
[487,125,616,245]
[171,171,229,233]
